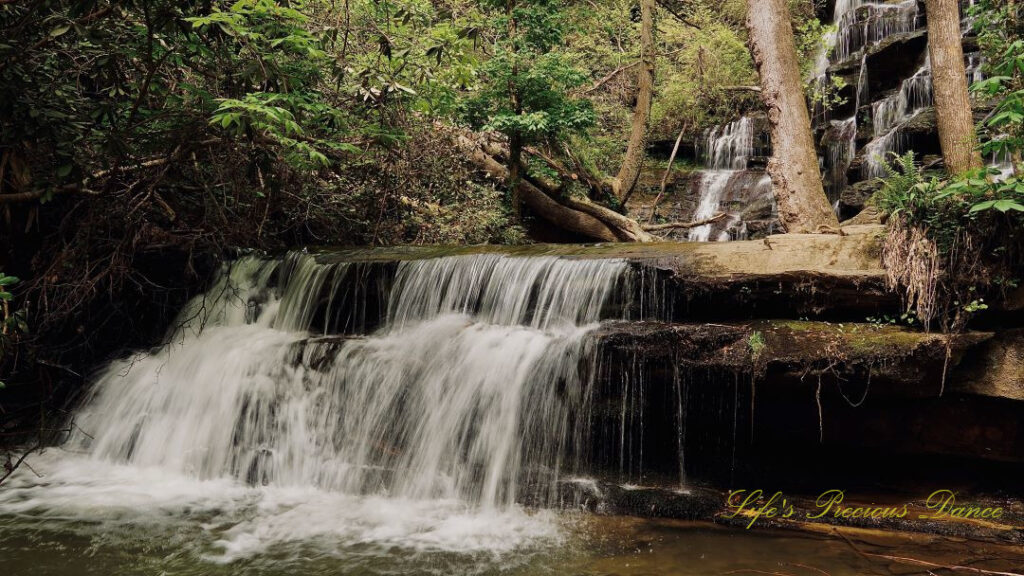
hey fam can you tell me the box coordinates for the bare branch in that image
[643,212,726,231]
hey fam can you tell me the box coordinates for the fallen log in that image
[459,136,656,243]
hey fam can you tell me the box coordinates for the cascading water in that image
[861,61,933,179]
[689,172,734,243]
[688,118,774,242]
[833,0,920,63]
[825,117,858,200]
[0,251,665,563]
[871,62,932,137]
[815,0,928,196]
[702,116,754,170]
[966,52,985,85]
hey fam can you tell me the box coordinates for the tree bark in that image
[508,133,523,220]
[746,0,839,233]
[925,0,983,174]
[608,0,655,204]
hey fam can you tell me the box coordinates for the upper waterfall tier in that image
[701,117,757,170]
[686,116,776,242]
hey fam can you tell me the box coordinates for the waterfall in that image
[688,118,774,242]
[825,117,858,199]
[70,254,635,505]
[966,52,985,85]
[817,0,931,190]
[871,62,932,137]
[688,171,735,242]
[859,61,933,179]
[0,251,670,560]
[702,117,755,170]
[834,0,920,63]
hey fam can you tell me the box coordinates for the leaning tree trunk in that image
[746,0,839,233]
[608,0,655,204]
[926,0,983,174]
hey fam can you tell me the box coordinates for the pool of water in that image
[4,513,1022,576]
[2,452,1021,576]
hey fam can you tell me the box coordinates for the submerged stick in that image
[833,528,1024,576]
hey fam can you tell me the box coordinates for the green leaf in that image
[0,276,19,286]
[993,199,1024,212]
[49,25,71,38]
[970,200,998,213]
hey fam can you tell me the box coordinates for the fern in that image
[876,152,924,218]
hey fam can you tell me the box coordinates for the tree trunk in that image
[609,0,655,204]
[925,0,983,175]
[746,0,839,233]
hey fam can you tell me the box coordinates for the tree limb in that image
[722,85,762,92]
[461,137,621,242]
[462,136,656,242]
[656,0,702,30]
[0,442,41,486]
[520,145,655,241]
[648,121,688,222]
[0,5,115,72]
[608,0,656,204]
[0,139,220,204]
[642,212,725,231]
[833,528,1024,576]
[582,48,683,95]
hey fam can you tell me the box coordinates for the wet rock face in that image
[839,179,882,219]
[582,319,1024,494]
[625,170,702,236]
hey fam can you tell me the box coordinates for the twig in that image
[582,48,684,94]
[0,139,219,204]
[0,442,42,485]
[656,0,703,29]
[720,565,798,569]
[787,563,831,576]
[867,553,1024,576]
[723,85,762,93]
